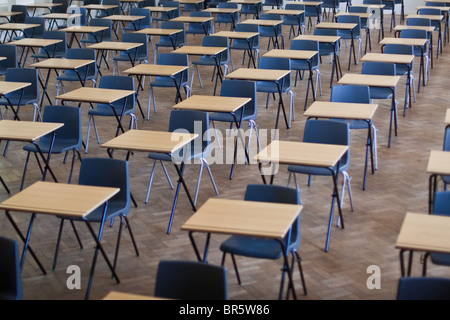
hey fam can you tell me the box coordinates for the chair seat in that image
[369,87,394,100]
[148,152,172,161]
[23,140,82,154]
[63,199,127,222]
[288,162,349,175]
[57,70,97,82]
[150,77,187,88]
[256,81,289,93]
[88,103,134,116]
[113,53,147,62]
[431,252,450,266]
[220,235,286,260]
[209,110,254,122]
[331,119,369,130]
[192,56,227,66]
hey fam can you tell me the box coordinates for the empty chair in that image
[186,11,213,36]
[259,14,284,50]
[304,0,322,29]
[52,157,139,273]
[112,32,148,75]
[283,3,306,38]
[239,1,262,19]
[401,28,430,84]
[14,16,45,40]
[80,18,113,45]
[191,35,230,92]
[220,184,307,300]
[148,53,190,119]
[31,30,67,61]
[314,28,340,65]
[336,15,363,65]
[0,68,41,121]
[397,277,450,300]
[85,76,137,153]
[97,0,121,17]
[264,0,283,8]
[348,5,372,52]
[154,260,228,300]
[331,84,378,171]
[9,5,27,23]
[56,48,99,97]
[22,105,83,184]
[123,7,152,31]
[229,23,260,69]
[0,45,18,76]
[287,119,353,212]
[154,21,186,63]
[442,129,450,189]
[215,2,239,31]
[145,110,219,206]
[0,236,23,300]
[257,57,295,127]
[51,0,69,14]
[153,1,180,26]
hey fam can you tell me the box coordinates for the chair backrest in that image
[5,68,39,102]
[168,110,210,160]
[163,1,181,18]
[361,61,396,76]
[42,30,67,57]
[188,11,213,34]
[66,6,87,26]
[98,75,135,111]
[10,5,27,23]
[220,79,257,119]
[336,15,361,37]
[419,8,442,15]
[24,16,45,38]
[0,236,23,300]
[139,0,156,7]
[407,17,432,26]
[121,32,148,60]
[66,48,98,79]
[400,28,428,39]
[154,260,228,300]
[331,85,371,103]
[129,7,151,29]
[362,0,382,4]
[303,119,350,166]
[101,0,121,15]
[397,277,450,300]
[234,23,260,47]
[0,44,18,73]
[290,39,319,68]
[78,157,130,213]
[39,105,82,148]
[202,35,229,62]
[244,183,301,249]
[89,18,113,41]
[156,53,189,84]
[348,5,369,13]
[433,191,450,216]
[52,0,69,13]
[160,21,185,46]
[384,43,414,55]
[258,56,291,88]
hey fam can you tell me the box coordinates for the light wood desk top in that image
[304,101,378,120]
[0,11,22,18]
[213,31,259,39]
[101,129,198,154]
[265,9,305,15]
[102,15,146,22]
[134,27,182,36]
[40,13,82,20]
[174,0,204,3]
[393,25,436,33]
[170,16,214,23]
[86,41,143,51]
[81,4,119,10]
[263,48,317,60]
[8,38,62,48]
[360,52,414,65]
[173,45,227,56]
[380,37,428,47]
[181,198,302,239]
[445,108,450,125]
[255,140,348,168]
[0,181,119,219]
[416,5,450,12]
[226,68,290,82]
[0,23,41,31]
[338,73,401,88]
[293,34,341,43]
[123,64,188,77]
[407,14,444,21]
[335,12,373,19]
[354,3,385,9]
[144,6,177,12]
[25,3,62,9]
[240,19,283,26]
[0,119,63,142]
[395,212,450,254]
[30,58,95,70]
[427,150,450,175]
[0,81,31,96]
[60,25,109,33]
[315,22,358,30]
[424,0,450,3]
[203,8,240,14]
[173,94,251,113]
[294,1,323,5]
[229,0,263,4]
[56,87,135,105]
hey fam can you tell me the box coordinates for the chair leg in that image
[422,252,430,276]
[204,158,219,196]
[145,159,158,204]
[293,250,308,295]
[230,253,242,285]
[372,124,378,171]
[212,120,222,149]
[124,215,139,257]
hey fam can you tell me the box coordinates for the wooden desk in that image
[56,87,136,138]
[241,19,283,48]
[101,129,198,234]
[172,94,251,179]
[427,150,450,213]
[134,28,183,49]
[103,14,145,38]
[213,31,259,68]
[87,40,143,70]
[265,9,305,36]
[181,197,302,299]
[25,3,62,16]
[123,64,188,119]
[8,38,62,67]
[204,8,240,29]
[31,58,96,108]
[60,25,109,48]
[173,45,228,95]
[315,22,358,70]
[406,14,444,59]
[338,73,401,148]
[40,13,82,30]
[294,34,342,86]
[396,212,450,276]
[254,140,348,252]
[360,52,414,116]
[0,23,41,44]
[0,81,31,121]
[0,120,63,190]
[304,101,378,190]
[0,181,120,300]
[144,6,178,21]
[226,68,291,130]
[170,16,214,35]
[0,11,23,23]
[81,4,119,21]
[175,0,205,12]
[263,49,318,111]
[352,4,385,40]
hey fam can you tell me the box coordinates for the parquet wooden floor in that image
[1,7,450,301]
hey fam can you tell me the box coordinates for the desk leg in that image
[212,54,224,96]
[229,109,250,180]
[363,119,375,191]
[387,88,397,148]
[303,59,316,111]
[429,173,438,214]
[403,64,411,117]
[38,68,54,109]
[132,74,148,119]
[111,97,129,138]
[348,29,356,70]
[324,161,344,252]
[277,236,297,300]
[275,78,290,130]
[246,37,257,68]
[188,231,211,263]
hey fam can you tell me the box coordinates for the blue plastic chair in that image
[148,53,191,118]
[216,2,239,30]
[229,23,260,69]
[98,0,121,17]
[85,76,137,153]
[112,32,148,75]
[397,277,450,300]
[304,0,322,29]
[313,28,340,66]
[220,184,307,300]
[0,236,23,300]
[56,48,99,97]
[52,157,139,274]
[239,1,262,19]
[13,16,45,40]
[0,45,18,76]
[349,5,372,52]
[22,105,83,184]
[31,30,67,61]
[264,0,283,8]
[51,0,69,13]
[283,3,306,38]
[287,119,353,212]
[418,8,443,55]
[191,35,230,91]
[9,5,27,23]
[290,39,322,97]
[155,260,228,300]
[187,11,213,36]
[257,57,295,127]
[0,68,41,121]
[80,18,113,45]
[259,14,284,50]
[145,110,218,206]
[331,84,378,171]
[400,28,430,85]
[441,129,450,188]
[153,1,180,26]
[123,7,152,31]
[337,15,363,64]
[154,20,186,63]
